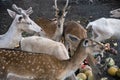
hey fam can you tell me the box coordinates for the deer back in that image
[0,49,68,80]
[64,21,87,39]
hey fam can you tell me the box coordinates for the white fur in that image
[21,36,69,60]
[86,17,120,41]
[0,9,45,49]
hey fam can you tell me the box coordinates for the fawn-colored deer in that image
[0,39,104,80]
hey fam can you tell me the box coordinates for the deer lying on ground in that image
[0,4,45,49]
[35,0,70,41]
[86,17,120,42]
[0,39,104,80]
[21,36,69,60]
[110,8,120,18]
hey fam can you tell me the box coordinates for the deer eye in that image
[18,16,23,21]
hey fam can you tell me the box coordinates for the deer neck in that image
[52,17,65,41]
[57,41,88,79]
[67,41,88,71]
[0,20,22,49]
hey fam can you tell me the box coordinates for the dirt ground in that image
[0,0,120,80]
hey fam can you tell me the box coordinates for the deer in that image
[86,17,120,42]
[20,36,70,60]
[0,38,104,80]
[35,0,70,41]
[86,17,120,77]
[63,21,104,80]
[0,4,45,49]
[63,21,87,56]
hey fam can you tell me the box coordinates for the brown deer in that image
[63,21,103,80]
[35,17,57,38]
[0,39,104,80]
[35,0,70,41]
[63,21,87,56]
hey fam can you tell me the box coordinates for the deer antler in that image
[53,0,59,11]
[25,7,33,15]
[53,0,70,18]
[12,4,22,14]
[63,0,69,12]
[12,4,33,15]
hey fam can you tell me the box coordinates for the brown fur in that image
[64,21,87,39]
[0,39,103,80]
[35,17,57,38]
[63,21,87,56]
[63,21,102,80]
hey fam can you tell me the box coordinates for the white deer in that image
[86,17,120,42]
[21,36,70,60]
[0,4,45,49]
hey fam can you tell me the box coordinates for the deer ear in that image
[67,34,80,42]
[83,39,89,47]
[7,9,16,18]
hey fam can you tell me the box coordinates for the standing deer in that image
[86,17,120,42]
[35,17,57,38]
[63,21,102,80]
[36,0,70,41]
[0,4,45,49]
[0,39,104,80]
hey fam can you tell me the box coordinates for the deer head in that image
[53,0,70,19]
[52,0,70,41]
[63,21,87,56]
[12,4,46,36]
